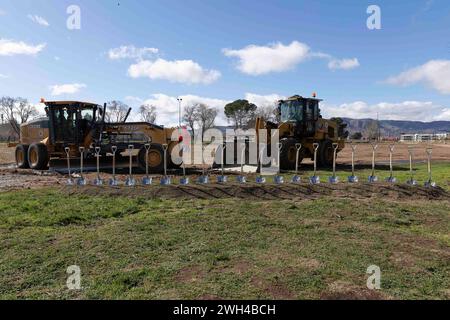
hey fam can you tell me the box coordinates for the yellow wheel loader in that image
[13,100,181,172]
[256,94,348,169]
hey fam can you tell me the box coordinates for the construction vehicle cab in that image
[278,95,321,137]
[45,101,103,146]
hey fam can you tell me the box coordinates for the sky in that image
[0,0,449,125]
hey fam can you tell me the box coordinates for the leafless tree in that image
[0,96,15,128]
[256,105,277,122]
[182,103,218,140]
[105,100,129,123]
[366,120,380,140]
[139,104,157,123]
[182,104,198,138]
[245,104,279,129]
[0,96,38,136]
[15,98,38,124]
[195,103,217,139]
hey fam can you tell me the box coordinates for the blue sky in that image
[0,0,449,125]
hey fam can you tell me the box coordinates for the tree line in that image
[1,95,368,141]
[0,96,280,140]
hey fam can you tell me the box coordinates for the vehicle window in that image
[306,101,317,121]
[280,100,303,122]
[52,106,76,142]
[81,109,94,121]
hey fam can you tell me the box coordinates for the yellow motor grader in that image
[13,100,180,172]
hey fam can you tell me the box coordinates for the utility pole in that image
[177,98,183,128]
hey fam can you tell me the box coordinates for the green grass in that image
[284,162,450,190]
[0,188,449,299]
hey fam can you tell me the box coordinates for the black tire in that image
[138,144,164,173]
[280,138,302,171]
[27,143,49,170]
[318,139,334,167]
[15,144,29,169]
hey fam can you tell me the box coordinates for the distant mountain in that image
[342,118,450,137]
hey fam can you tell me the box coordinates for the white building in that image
[400,133,450,142]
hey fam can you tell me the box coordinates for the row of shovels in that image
[65,143,437,188]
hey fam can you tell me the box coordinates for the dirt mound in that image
[60,182,450,201]
[1,167,449,201]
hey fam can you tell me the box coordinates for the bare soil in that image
[0,168,62,190]
[337,141,450,164]
[0,143,14,165]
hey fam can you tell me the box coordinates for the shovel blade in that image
[309,176,320,185]
[256,176,266,184]
[179,177,190,185]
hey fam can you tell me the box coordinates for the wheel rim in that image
[148,150,162,168]
[29,148,38,166]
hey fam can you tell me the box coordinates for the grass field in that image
[0,184,449,299]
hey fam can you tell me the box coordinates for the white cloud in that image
[385,60,450,94]
[328,58,360,70]
[129,95,450,125]
[0,38,46,56]
[108,45,158,60]
[49,83,86,96]
[124,96,144,104]
[128,58,221,85]
[0,9,6,16]
[434,108,450,121]
[125,94,230,126]
[244,95,450,122]
[322,100,450,122]
[125,93,288,126]
[244,93,285,107]
[28,14,49,27]
[0,73,8,79]
[223,41,310,76]
[223,40,359,75]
